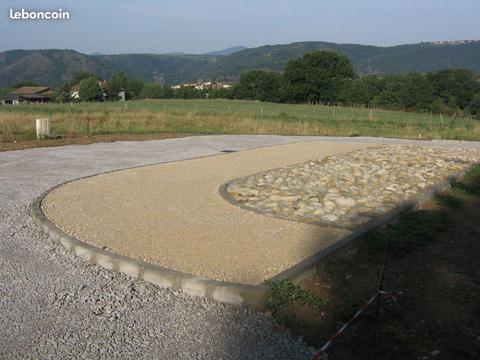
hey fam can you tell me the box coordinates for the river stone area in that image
[225,144,480,228]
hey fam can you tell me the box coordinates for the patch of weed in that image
[435,193,464,208]
[263,279,326,315]
[451,165,480,197]
[464,164,480,179]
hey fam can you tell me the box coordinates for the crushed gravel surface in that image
[42,141,369,285]
[2,135,480,359]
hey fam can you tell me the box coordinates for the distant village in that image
[171,81,233,90]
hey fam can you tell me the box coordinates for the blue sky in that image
[1,0,479,54]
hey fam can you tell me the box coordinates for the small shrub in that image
[263,279,326,314]
[451,164,480,197]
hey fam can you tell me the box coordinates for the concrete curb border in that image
[31,182,267,309]
[222,168,469,284]
[30,148,473,309]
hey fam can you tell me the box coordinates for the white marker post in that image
[36,118,49,140]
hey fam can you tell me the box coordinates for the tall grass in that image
[1,99,480,143]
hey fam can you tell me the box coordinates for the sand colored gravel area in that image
[42,141,371,285]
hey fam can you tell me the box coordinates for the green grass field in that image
[1,99,480,146]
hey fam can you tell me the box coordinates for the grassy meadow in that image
[1,99,480,149]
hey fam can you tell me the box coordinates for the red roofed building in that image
[3,87,54,105]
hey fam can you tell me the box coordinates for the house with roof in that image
[3,87,54,105]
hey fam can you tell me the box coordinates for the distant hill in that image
[205,46,248,56]
[199,41,480,79]
[93,53,216,84]
[1,40,479,87]
[0,49,107,87]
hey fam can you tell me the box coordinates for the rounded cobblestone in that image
[226,145,480,228]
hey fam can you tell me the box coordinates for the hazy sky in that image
[1,0,479,54]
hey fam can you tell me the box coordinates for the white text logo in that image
[9,9,70,20]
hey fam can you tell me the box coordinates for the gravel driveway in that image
[1,135,479,359]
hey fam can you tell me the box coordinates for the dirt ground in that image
[277,170,480,360]
[0,133,187,152]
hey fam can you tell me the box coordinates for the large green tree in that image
[140,83,163,99]
[283,51,356,103]
[234,70,283,102]
[370,75,408,109]
[403,73,435,111]
[55,82,72,103]
[70,71,97,86]
[127,79,145,99]
[106,72,128,101]
[78,77,103,102]
[429,69,480,110]
[340,75,383,106]
[469,94,480,118]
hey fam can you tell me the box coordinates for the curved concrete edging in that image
[30,148,474,309]
[31,182,267,309]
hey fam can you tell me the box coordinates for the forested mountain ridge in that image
[1,40,479,87]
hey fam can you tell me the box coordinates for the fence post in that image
[36,118,49,140]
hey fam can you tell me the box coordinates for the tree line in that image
[118,51,480,118]
[2,50,479,118]
[231,51,480,118]
[53,72,232,102]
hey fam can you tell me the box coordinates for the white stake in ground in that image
[36,118,49,140]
